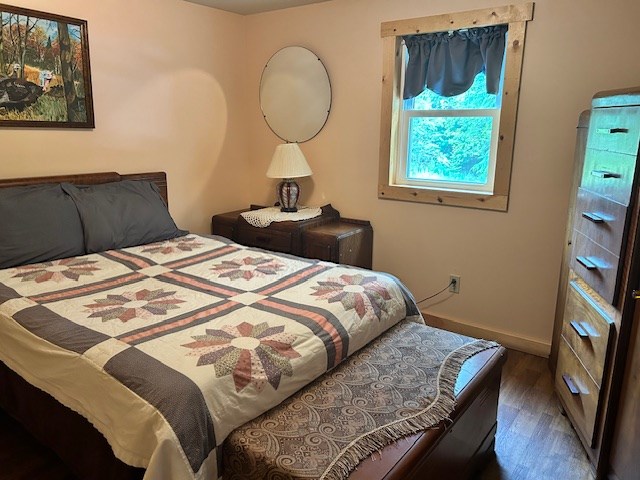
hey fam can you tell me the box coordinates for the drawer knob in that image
[570,321,589,338]
[591,170,621,179]
[596,127,629,135]
[562,374,580,395]
[576,256,598,270]
[581,212,605,224]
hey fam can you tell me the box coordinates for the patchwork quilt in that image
[0,234,422,480]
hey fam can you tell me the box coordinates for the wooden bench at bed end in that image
[0,344,506,480]
[349,345,507,480]
[0,171,169,206]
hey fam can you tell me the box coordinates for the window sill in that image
[378,184,508,211]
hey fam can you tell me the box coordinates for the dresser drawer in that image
[556,339,600,447]
[236,226,292,253]
[570,231,620,304]
[587,106,640,156]
[562,282,614,387]
[581,148,637,205]
[575,188,628,257]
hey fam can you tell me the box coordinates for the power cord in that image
[416,278,456,304]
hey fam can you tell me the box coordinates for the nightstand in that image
[211,206,373,268]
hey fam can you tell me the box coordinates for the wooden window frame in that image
[378,3,534,211]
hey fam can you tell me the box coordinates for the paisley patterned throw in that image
[224,321,499,480]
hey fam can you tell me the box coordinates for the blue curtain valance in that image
[403,25,508,99]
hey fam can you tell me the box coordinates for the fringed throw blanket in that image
[224,321,499,480]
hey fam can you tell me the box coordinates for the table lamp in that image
[266,143,313,212]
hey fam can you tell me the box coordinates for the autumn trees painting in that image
[0,4,94,127]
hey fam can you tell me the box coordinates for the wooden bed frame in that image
[0,171,507,480]
[0,171,169,204]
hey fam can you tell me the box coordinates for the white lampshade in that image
[266,143,313,179]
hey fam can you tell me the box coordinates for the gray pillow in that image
[62,181,187,253]
[0,184,86,269]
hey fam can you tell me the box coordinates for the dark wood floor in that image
[0,350,593,480]
[477,350,593,480]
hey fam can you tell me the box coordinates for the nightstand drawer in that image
[581,148,637,206]
[237,226,292,253]
[570,231,620,304]
[302,219,373,269]
[562,282,613,387]
[212,223,235,240]
[556,339,600,447]
[211,209,250,241]
[587,106,640,156]
[575,188,628,258]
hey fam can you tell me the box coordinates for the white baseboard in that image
[422,312,551,358]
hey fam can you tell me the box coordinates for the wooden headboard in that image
[0,172,169,205]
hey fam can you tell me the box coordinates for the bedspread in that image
[0,234,422,480]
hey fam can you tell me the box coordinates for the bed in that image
[0,171,506,480]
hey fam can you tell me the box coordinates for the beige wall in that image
[2,0,639,354]
[244,0,640,353]
[0,0,250,234]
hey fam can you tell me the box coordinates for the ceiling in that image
[184,0,332,15]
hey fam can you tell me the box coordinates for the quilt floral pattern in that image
[84,288,185,323]
[183,321,300,393]
[141,236,205,255]
[0,234,422,480]
[311,273,393,322]
[210,255,284,281]
[12,257,100,284]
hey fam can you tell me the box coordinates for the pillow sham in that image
[0,184,86,269]
[62,181,187,253]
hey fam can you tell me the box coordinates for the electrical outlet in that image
[449,275,460,294]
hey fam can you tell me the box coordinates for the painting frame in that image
[0,3,94,128]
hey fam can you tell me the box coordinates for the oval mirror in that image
[260,46,331,143]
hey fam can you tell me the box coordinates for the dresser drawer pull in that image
[255,236,272,244]
[576,256,597,270]
[596,127,629,135]
[591,170,621,179]
[581,212,605,224]
[570,321,589,338]
[562,374,580,395]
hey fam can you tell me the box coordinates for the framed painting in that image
[0,3,94,128]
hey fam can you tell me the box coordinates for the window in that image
[398,69,503,194]
[379,4,534,211]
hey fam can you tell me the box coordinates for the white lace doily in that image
[241,207,322,228]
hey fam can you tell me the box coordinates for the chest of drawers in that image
[570,106,640,304]
[551,88,640,479]
[555,279,614,446]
